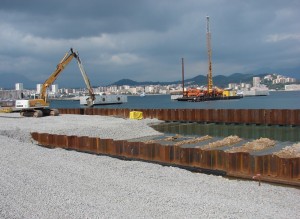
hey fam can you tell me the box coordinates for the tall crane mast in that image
[206,16,213,93]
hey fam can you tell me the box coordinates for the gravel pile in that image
[226,137,276,153]
[273,143,300,158]
[0,113,163,143]
[0,113,300,218]
[201,135,242,150]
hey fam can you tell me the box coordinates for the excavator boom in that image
[40,48,77,101]
[39,48,95,106]
[75,55,95,106]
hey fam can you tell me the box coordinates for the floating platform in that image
[238,88,269,97]
[80,94,127,106]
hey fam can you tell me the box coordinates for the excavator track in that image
[20,108,59,117]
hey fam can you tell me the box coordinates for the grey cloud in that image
[0,0,299,87]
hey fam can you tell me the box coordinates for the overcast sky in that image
[1,0,300,87]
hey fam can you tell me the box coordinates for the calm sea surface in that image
[50,90,300,109]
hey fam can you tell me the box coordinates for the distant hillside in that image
[1,71,298,90]
[281,72,300,80]
[250,67,300,80]
[111,73,259,88]
[111,79,173,86]
[186,73,257,87]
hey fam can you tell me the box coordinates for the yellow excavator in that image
[15,48,95,117]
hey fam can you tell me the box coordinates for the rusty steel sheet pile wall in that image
[31,132,300,187]
[58,108,300,126]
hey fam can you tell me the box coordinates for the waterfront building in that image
[109,85,119,93]
[285,84,300,91]
[228,83,237,89]
[286,77,296,83]
[36,84,42,94]
[129,87,137,94]
[52,84,59,94]
[253,77,261,87]
[15,83,23,91]
[122,85,130,90]
[245,84,251,89]
[159,89,168,94]
[64,88,73,94]
[264,75,273,81]
[145,86,155,93]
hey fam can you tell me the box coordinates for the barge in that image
[172,94,242,102]
[80,94,127,106]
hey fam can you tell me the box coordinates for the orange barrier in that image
[31,132,300,187]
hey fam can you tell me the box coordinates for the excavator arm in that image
[75,55,95,106]
[40,48,95,106]
[16,48,95,117]
[40,48,77,102]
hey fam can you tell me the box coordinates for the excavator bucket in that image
[86,97,94,107]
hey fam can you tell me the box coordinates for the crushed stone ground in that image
[0,113,299,218]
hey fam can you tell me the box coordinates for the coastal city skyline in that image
[1,0,300,87]
[0,71,298,90]
[8,74,299,99]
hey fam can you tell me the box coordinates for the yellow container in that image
[0,107,13,113]
[129,111,143,120]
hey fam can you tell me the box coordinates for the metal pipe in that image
[182,58,185,97]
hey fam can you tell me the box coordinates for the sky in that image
[1,0,300,88]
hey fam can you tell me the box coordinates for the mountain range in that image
[111,73,266,87]
[0,72,299,89]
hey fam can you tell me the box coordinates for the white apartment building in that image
[285,84,300,91]
[145,86,154,93]
[15,83,23,91]
[129,87,137,94]
[109,85,118,93]
[253,77,261,87]
[228,83,237,89]
[240,83,245,88]
[122,85,130,90]
[286,77,296,83]
[36,84,42,94]
[264,75,273,81]
[52,84,59,93]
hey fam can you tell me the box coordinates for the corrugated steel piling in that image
[31,132,300,187]
[44,108,300,186]
[58,108,300,126]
